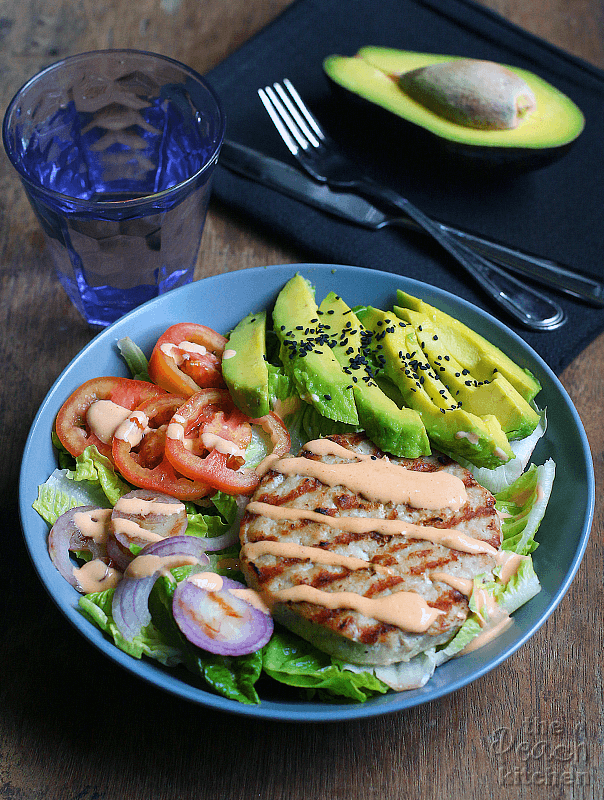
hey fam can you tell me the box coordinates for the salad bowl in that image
[19,263,594,721]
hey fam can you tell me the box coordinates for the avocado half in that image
[323,47,585,169]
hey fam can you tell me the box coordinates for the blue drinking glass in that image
[3,50,226,327]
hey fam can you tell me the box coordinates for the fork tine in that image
[273,82,321,147]
[282,79,325,141]
[258,87,301,156]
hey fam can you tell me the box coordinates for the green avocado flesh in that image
[323,47,584,151]
[317,291,430,457]
[222,311,271,418]
[273,275,359,425]
[224,278,541,469]
[394,291,542,402]
[357,306,514,469]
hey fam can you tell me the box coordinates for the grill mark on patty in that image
[257,477,322,506]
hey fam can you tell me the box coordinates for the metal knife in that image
[219,139,604,307]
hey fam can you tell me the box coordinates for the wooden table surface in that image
[1,1,602,798]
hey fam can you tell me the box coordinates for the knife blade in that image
[219,139,603,307]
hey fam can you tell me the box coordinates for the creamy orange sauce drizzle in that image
[275,440,467,510]
[186,572,270,614]
[114,410,149,447]
[242,540,395,576]
[188,571,223,591]
[166,421,186,442]
[160,341,207,365]
[271,585,444,632]
[431,572,474,596]
[73,507,112,542]
[245,502,497,556]
[256,454,281,478]
[497,551,527,583]
[73,559,121,592]
[201,431,246,457]
[113,497,185,517]
[86,400,131,444]
[454,430,479,445]
[112,517,163,543]
[459,615,513,654]
[125,553,199,579]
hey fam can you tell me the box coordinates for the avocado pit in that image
[398,59,537,130]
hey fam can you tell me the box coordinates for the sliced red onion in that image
[172,576,273,656]
[105,534,133,572]
[111,489,188,549]
[110,535,210,641]
[138,535,211,564]
[49,505,111,590]
[111,574,158,641]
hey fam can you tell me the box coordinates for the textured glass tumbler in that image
[3,50,226,327]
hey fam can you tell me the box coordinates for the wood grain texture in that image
[0,0,602,798]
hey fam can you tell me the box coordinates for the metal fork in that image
[258,79,566,331]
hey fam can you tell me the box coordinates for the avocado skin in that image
[318,291,430,458]
[395,306,540,440]
[323,47,584,171]
[222,310,271,418]
[273,275,359,425]
[394,291,541,402]
[357,306,514,469]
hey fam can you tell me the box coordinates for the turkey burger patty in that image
[239,433,502,666]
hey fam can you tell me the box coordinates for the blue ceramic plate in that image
[19,264,594,722]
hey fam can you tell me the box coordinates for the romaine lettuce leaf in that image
[79,588,182,666]
[148,573,263,704]
[33,469,111,526]
[496,458,555,554]
[344,650,439,691]
[33,446,129,525]
[117,336,152,382]
[262,628,388,702]
[462,410,547,494]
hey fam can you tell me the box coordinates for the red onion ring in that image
[111,574,157,641]
[110,535,211,641]
[172,576,273,656]
[48,505,111,591]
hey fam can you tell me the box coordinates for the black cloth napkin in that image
[207,0,604,374]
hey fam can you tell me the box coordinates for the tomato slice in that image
[164,389,260,496]
[251,412,291,475]
[111,394,214,501]
[148,323,227,397]
[55,377,167,459]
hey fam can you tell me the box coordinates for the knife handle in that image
[357,178,566,330]
[435,224,604,307]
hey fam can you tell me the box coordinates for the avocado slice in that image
[357,306,514,469]
[272,275,358,425]
[317,291,430,457]
[323,47,584,166]
[394,291,541,402]
[222,310,271,418]
[395,306,540,440]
